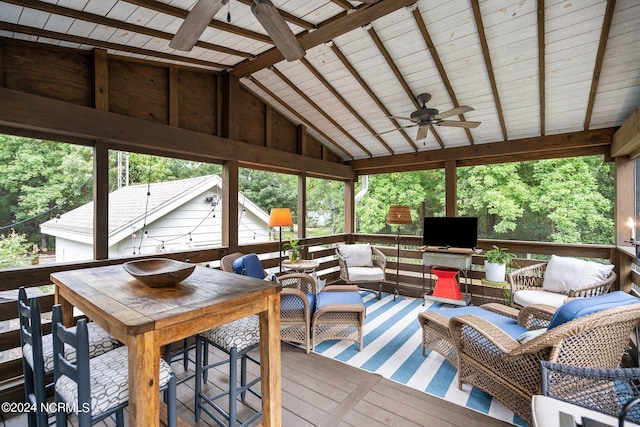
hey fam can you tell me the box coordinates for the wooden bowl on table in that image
[123,258,195,288]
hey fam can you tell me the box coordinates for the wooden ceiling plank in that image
[269,65,369,158]
[471,0,508,141]
[299,57,394,155]
[5,0,253,59]
[349,128,616,173]
[329,42,419,152]
[244,76,355,160]
[584,0,617,130]
[126,0,272,44]
[231,0,417,76]
[411,6,474,144]
[0,22,228,69]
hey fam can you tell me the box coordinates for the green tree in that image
[0,230,39,268]
[239,169,297,219]
[0,135,93,244]
[458,163,529,238]
[357,170,444,234]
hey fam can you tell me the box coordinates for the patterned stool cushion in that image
[23,322,116,372]
[55,345,172,416]
[199,314,260,352]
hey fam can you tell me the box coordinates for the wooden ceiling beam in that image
[584,0,616,130]
[243,76,355,161]
[412,6,474,144]
[611,107,640,157]
[329,42,418,152]
[330,0,355,11]
[365,26,429,149]
[231,0,417,76]
[0,22,228,70]
[348,128,616,174]
[0,87,354,180]
[537,0,546,136]
[4,0,252,60]
[299,57,394,155]
[471,0,508,141]
[269,65,363,159]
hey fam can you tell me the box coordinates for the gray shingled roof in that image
[41,175,217,237]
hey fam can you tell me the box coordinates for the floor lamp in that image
[268,208,293,273]
[386,205,412,300]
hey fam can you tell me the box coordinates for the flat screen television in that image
[423,217,478,249]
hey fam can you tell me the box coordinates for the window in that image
[306,177,344,236]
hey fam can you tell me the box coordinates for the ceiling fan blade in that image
[433,105,474,119]
[389,115,416,122]
[252,0,305,61]
[170,0,228,51]
[416,126,429,140]
[436,120,481,128]
[376,123,417,136]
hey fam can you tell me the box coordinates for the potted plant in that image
[484,245,513,283]
[283,238,300,262]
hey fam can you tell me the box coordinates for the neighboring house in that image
[40,175,271,263]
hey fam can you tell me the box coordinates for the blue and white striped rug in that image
[312,292,527,426]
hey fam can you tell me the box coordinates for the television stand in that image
[421,249,477,306]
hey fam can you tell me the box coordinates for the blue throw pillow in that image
[232,253,264,279]
[548,291,640,330]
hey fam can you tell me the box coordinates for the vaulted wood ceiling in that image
[1,0,638,162]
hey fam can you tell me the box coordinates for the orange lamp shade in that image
[268,208,293,227]
[386,205,412,225]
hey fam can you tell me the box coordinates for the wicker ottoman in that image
[312,291,365,352]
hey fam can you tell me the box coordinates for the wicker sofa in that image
[507,255,616,307]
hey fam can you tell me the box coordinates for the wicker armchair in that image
[508,261,616,307]
[448,294,640,425]
[540,361,640,424]
[278,273,317,353]
[336,244,386,299]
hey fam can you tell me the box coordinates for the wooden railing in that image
[0,233,623,404]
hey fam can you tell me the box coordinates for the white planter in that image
[484,261,506,283]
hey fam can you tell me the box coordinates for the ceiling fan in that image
[170,0,305,61]
[389,93,481,141]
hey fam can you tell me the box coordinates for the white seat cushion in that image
[55,345,172,416]
[23,322,117,372]
[199,315,260,352]
[346,266,384,282]
[513,289,568,308]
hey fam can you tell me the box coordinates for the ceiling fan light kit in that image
[251,0,305,61]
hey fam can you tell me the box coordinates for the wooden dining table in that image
[51,263,282,426]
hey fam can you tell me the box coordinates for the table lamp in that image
[386,205,412,300]
[269,208,293,272]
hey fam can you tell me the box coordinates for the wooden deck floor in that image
[2,342,514,427]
